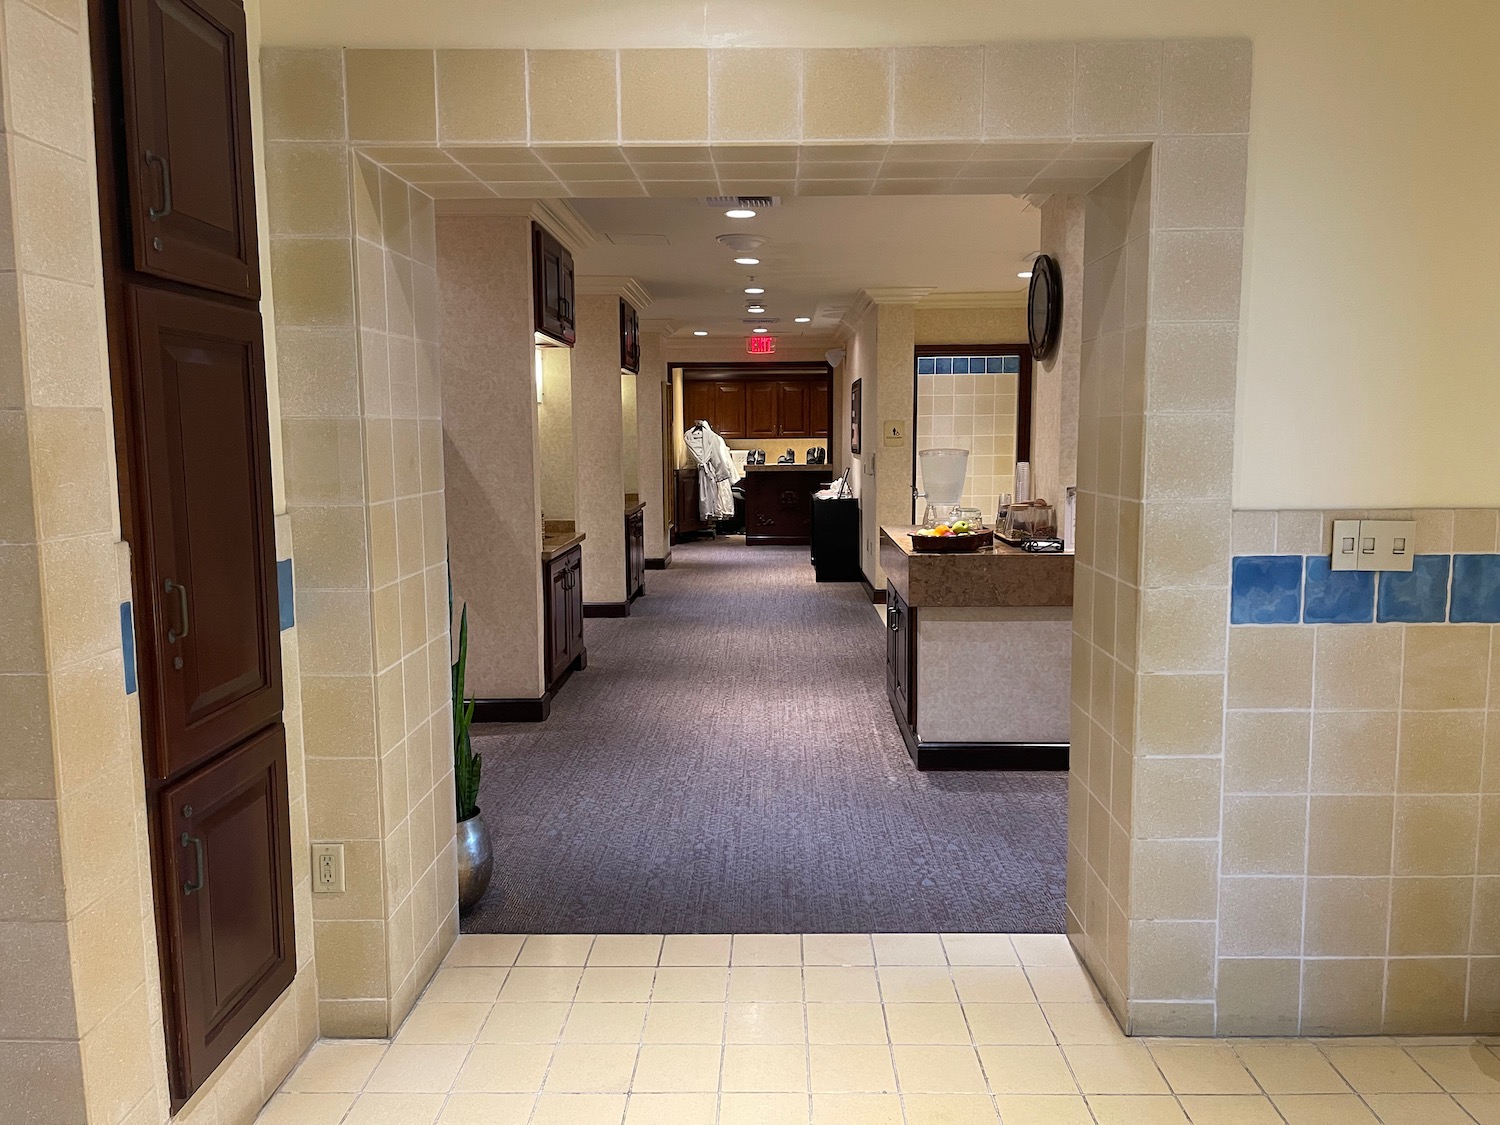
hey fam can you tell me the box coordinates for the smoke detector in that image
[715,232,767,254]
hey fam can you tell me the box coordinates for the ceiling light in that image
[693,330,708,336]
[744,286,764,295]
[752,327,769,334]
[794,316,811,323]
[725,208,756,219]
[1018,271,1033,279]
[747,304,766,314]
[734,256,760,266]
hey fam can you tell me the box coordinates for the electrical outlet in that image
[312,843,345,894]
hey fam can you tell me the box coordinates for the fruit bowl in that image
[909,527,994,553]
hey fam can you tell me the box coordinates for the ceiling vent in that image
[741,317,780,326]
[704,195,780,210]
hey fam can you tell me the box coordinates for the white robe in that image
[684,423,742,519]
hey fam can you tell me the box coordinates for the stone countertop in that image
[625,495,645,517]
[880,525,1074,609]
[744,463,833,472]
[541,529,586,562]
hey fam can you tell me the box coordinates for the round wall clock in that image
[1028,253,1063,362]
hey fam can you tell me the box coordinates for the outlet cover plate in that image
[1331,520,1361,571]
[1357,519,1417,572]
[312,842,345,893]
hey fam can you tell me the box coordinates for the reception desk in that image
[743,465,834,545]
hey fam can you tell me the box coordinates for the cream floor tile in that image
[393,1001,489,1044]
[1271,1093,1379,1124]
[1177,1095,1286,1125]
[807,1003,888,1045]
[942,934,1021,966]
[1405,1045,1500,1093]
[642,1002,726,1044]
[902,1093,1002,1123]
[732,934,803,965]
[805,966,880,1003]
[561,1002,649,1043]
[1065,1042,1171,1094]
[811,1092,904,1123]
[284,1042,388,1092]
[451,1044,553,1093]
[893,1044,989,1093]
[255,1092,355,1125]
[1149,1044,1259,1096]
[885,1002,971,1044]
[342,1092,444,1125]
[1363,1093,1477,1125]
[587,934,664,966]
[975,1045,1078,1095]
[1043,1001,1128,1044]
[719,1091,811,1124]
[1456,1093,1500,1123]
[575,966,656,1003]
[992,1093,1095,1124]
[879,966,959,1004]
[953,966,1036,1004]
[478,1001,569,1043]
[808,1044,897,1093]
[1321,1045,1442,1094]
[434,1093,534,1124]
[659,934,732,966]
[727,1001,807,1043]
[543,1043,639,1092]
[422,966,508,1003]
[1024,965,1100,1003]
[873,933,948,965]
[964,1003,1055,1045]
[497,966,582,1002]
[516,934,595,966]
[1011,934,1082,967]
[529,1093,627,1125]
[721,1044,810,1091]
[729,966,804,1003]
[1234,1044,1351,1094]
[803,934,875,966]
[445,934,525,967]
[623,1092,717,1124]
[631,1044,722,1092]
[652,966,730,1002]
[1087,1094,1190,1124]
[365,1045,469,1094]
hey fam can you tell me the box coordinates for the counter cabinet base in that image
[584,602,630,618]
[890,698,1069,772]
[472,652,587,724]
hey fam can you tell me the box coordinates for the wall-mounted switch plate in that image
[1357,519,1417,572]
[312,842,345,893]
[1331,520,1361,571]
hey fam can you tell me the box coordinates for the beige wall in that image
[538,347,576,522]
[634,329,670,559]
[572,293,628,605]
[913,305,1026,346]
[622,372,640,495]
[1033,197,1085,507]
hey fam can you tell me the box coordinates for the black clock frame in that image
[1027,253,1063,362]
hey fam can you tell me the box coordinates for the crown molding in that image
[863,286,937,305]
[919,289,1029,310]
[639,317,678,338]
[575,275,653,309]
[430,196,599,255]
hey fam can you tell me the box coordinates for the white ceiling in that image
[568,193,1040,338]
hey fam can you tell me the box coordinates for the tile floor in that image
[258,934,1500,1125]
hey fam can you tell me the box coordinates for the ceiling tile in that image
[642,180,720,197]
[387,163,481,183]
[624,144,714,163]
[794,180,874,196]
[870,179,953,195]
[533,144,628,164]
[795,162,881,180]
[565,181,648,197]
[357,145,452,164]
[884,141,977,161]
[486,182,569,198]
[712,161,798,179]
[460,163,559,182]
[797,143,890,162]
[545,162,644,182]
[443,145,539,165]
[709,144,801,163]
[417,182,496,198]
[630,162,718,179]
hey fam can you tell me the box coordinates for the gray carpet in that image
[463,540,1066,934]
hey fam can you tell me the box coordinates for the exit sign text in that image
[746,336,777,354]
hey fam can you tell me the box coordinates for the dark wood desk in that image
[743,466,834,545]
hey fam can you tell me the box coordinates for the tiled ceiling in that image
[357,141,1145,200]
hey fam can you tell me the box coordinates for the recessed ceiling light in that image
[693,330,708,336]
[744,286,764,295]
[733,256,760,266]
[752,327,769,334]
[1018,271,1033,279]
[747,304,766,314]
[725,208,756,219]
[794,316,811,323]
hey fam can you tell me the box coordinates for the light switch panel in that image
[1331,520,1360,571]
[1357,519,1417,572]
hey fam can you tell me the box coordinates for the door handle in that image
[164,578,190,644]
[144,149,172,221]
[888,608,901,631]
[180,831,205,895]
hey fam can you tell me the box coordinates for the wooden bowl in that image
[909,528,994,553]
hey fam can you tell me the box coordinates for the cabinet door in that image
[683,381,713,429]
[544,556,571,684]
[713,382,746,437]
[746,381,779,438]
[567,555,585,660]
[532,225,575,346]
[119,0,258,298]
[560,244,576,340]
[129,286,281,781]
[886,586,915,725]
[156,725,294,1097]
[809,380,831,437]
[778,381,810,437]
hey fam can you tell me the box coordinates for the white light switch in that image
[1331,520,1360,571]
[1357,519,1417,572]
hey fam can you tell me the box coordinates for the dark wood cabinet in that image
[683,381,713,430]
[119,0,259,298]
[127,285,282,781]
[713,382,746,438]
[532,222,575,346]
[811,497,861,582]
[619,298,640,373]
[625,508,646,600]
[156,723,294,1097]
[743,468,833,545]
[673,467,714,540]
[777,381,810,437]
[684,375,831,442]
[542,546,585,688]
[810,383,831,438]
[746,381,780,438]
[886,583,916,728]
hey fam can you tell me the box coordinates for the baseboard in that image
[628,586,644,604]
[645,557,670,570]
[890,698,1068,772]
[471,694,552,723]
[745,535,810,546]
[584,601,630,618]
[860,573,887,604]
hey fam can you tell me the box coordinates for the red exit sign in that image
[746,335,777,354]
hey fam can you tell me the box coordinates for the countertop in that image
[625,495,645,517]
[880,525,1074,609]
[541,529,586,562]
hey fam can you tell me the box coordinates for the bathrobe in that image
[684,423,742,519]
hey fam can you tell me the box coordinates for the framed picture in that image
[850,379,863,454]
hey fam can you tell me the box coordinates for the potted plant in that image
[452,604,491,911]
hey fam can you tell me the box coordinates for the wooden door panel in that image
[130,285,281,779]
[544,556,571,685]
[778,381,810,437]
[683,382,713,430]
[746,381,778,438]
[120,0,258,297]
[713,382,746,437]
[809,380,830,437]
[157,725,294,1097]
[568,555,585,657]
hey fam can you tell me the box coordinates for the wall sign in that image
[746,335,777,354]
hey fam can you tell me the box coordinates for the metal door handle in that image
[145,150,172,220]
[888,609,901,631]
[165,578,190,644]
[181,832,205,895]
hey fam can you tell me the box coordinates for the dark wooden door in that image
[683,381,713,430]
[626,510,645,597]
[778,381,810,437]
[119,0,258,298]
[713,382,746,438]
[809,380,831,437]
[747,381,779,438]
[129,285,281,780]
[566,552,585,661]
[886,585,915,725]
[544,554,572,685]
[156,724,294,1096]
[532,224,575,346]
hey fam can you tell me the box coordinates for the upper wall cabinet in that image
[119,0,260,299]
[685,374,832,442]
[533,223,576,346]
[620,299,641,373]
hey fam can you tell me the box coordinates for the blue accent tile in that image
[918,357,935,375]
[119,602,137,695]
[1303,556,1375,623]
[986,356,1003,373]
[952,357,969,373]
[1451,554,1500,623]
[1377,555,1452,623]
[935,357,952,374]
[1003,356,1020,374]
[278,558,295,631]
[1231,555,1304,624]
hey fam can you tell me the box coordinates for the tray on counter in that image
[909,528,994,553]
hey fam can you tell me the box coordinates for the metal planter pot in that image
[456,811,493,913]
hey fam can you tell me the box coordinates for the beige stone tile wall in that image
[914,360,1019,513]
[572,292,628,605]
[634,327,670,560]
[1033,196,1084,507]
[1223,507,1500,1035]
[538,348,577,522]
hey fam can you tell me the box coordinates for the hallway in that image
[464,542,1067,934]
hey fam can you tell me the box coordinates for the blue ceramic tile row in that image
[917,355,1022,375]
[278,558,296,631]
[119,601,137,695]
[1231,554,1500,625]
